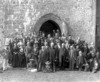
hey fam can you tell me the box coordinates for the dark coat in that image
[83,47,89,57]
[49,47,56,63]
[39,49,48,63]
[69,49,77,63]
[59,47,67,63]
[55,47,59,61]
[68,39,74,45]
[18,51,26,67]
[25,46,32,58]
[77,55,84,65]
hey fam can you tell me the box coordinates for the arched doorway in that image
[32,13,68,36]
[40,20,61,36]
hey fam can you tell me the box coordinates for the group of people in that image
[1,29,100,73]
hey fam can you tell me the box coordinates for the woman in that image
[18,48,26,68]
[12,43,19,67]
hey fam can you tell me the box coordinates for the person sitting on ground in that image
[44,61,52,73]
[27,59,34,70]
[92,57,98,73]
[96,51,100,70]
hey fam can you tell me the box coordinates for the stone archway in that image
[40,20,61,36]
[32,13,68,36]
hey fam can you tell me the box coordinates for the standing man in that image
[69,45,76,70]
[49,42,56,72]
[59,43,67,70]
[38,46,46,72]
[25,42,32,68]
[31,44,39,69]
[68,35,74,46]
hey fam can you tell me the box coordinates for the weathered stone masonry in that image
[0,0,96,48]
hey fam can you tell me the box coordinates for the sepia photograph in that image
[0,0,99,82]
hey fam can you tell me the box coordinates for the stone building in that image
[0,0,97,48]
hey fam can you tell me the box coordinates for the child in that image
[44,61,52,73]
[27,59,34,70]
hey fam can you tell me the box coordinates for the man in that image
[38,46,46,72]
[54,43,60,69]
[43,42,51,72]
[31,44,39,69]
[84,50,95,72]
[76,37,81,45]
[47,34,52,46]
[25,42,32,68]
[59,43,67,70]
[49,42,56,72]
[96,51,100,68]
[55,33,59,40]
[56,29,60,37]
[83,44,89,58]
[69,45,77,70]
[76,51,84,71]
[68,35,74,46]
[53,30,56,37]
[44,42,49,62]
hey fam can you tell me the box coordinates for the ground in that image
[0,69,100,82]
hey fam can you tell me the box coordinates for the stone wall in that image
[96,0,100,49]
[0,0,96,48]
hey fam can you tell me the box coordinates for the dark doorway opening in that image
[40,20,61,36]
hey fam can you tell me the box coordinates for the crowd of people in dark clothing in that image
[5,29,100,73]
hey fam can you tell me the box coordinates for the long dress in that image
[12,47,19,67]
[18,51,26,67]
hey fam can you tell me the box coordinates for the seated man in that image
[96,51,100,70]
[84,50,96,72]
[92,58,98,73]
